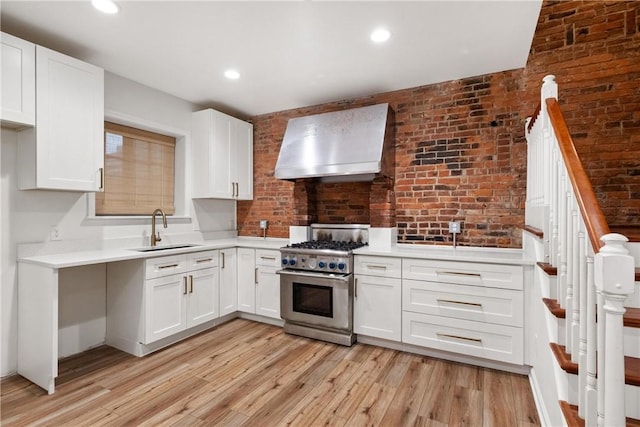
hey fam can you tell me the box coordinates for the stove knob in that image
[318,261,326,269]
[337,261,346,271]
[281,257,288,266]
[289,257,297,266]
[328,261,336,270]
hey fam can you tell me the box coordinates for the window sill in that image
[82,216,192,226]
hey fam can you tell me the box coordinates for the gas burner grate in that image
[288,240,368,251]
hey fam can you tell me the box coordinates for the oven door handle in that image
[276,269,351,282]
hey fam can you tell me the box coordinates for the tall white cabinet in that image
[1,32,36,127]
[191,108,253,200]
[17,43,104,192]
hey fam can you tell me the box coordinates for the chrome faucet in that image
[151,208,167,247]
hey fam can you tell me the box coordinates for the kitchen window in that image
[95,122,176,216]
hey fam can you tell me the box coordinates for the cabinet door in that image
[219,248,238,316]
[354,274,401,341]
[232,117,253,200]
[186,267,219,327]
[1,32,35,127]
[191,109,232,199]
[255,265,280,319]
[237,248,256,313]
[144,274,187,344]
[18,45,104,191]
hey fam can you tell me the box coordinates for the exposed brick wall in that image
[237,1,640,247]
[525,1,640,227]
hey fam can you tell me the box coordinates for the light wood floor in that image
[1,319,540,426]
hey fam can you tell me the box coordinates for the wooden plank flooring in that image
[1,319,540,426]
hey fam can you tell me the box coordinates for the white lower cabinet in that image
[219,248,238,316]
[237,248,281,320]
[144,273,188,343]
[107,250,219,354]
[402,311,524,364]
[354,255,402,341]
[401,257,525,365]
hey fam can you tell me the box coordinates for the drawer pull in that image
[355,278,358,298]
[221,252,225,269]
[437,333,482,344]
[436,270,482,278]
[367,264,387,270]
[260,256,276,261]
[189,275,194,293]
[195,258,213,264]
[183,276,188,295]
[158,263,179,270]
[437,299,483,308]
[255,268,258,284]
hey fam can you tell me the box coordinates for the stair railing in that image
[525,75,635,427]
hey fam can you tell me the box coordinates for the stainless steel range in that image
[278,224,369,346]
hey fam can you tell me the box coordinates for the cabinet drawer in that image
[255,249,280,267]
[402,259,523,290]
[186,250,219,270]
[402,279,523,327]
[354,255,402,278]
[145,255,186,279]
[402,311,523,365]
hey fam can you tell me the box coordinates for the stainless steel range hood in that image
[274,103,393,182]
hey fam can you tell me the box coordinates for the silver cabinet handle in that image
[436,270,482,278]
[260,256,276,261]
[189,275,194,293]
[221,252,225,269]
[158,263,179,270]
[436,333,482,344]
[436,299,482,307]
[183,276,188,295]
[355,278,358,298]
[99,167,104,191]
[195,258,213,264]
[255,268,258,284]
[367,264,387,270]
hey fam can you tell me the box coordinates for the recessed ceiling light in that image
[224,69,240,80]
[92,0,119,14]
[370,28,391,43]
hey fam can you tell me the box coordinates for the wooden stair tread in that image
[536,261,557,276]
[542,297,639,328]
[560,400,640,427]
[524,225,544,238]
[550,343,640,386]
[610,225,640,243]
[537,262,640,281]
[543,297,566,318]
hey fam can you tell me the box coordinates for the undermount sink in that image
[133,244,201,252]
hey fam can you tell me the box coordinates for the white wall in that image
[0,72,236,376]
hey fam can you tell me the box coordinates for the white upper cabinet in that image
[191,108,253,200]
[1,32,36,127]
[17,44,104,192]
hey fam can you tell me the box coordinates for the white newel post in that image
[594,233,635,427]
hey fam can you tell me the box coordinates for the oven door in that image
[278,269,353,332]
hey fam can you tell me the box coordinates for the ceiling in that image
[1,1,542,118]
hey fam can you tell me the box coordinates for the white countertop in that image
[355,244,534,266]
[19,237,533,269]
[18,237,288,269]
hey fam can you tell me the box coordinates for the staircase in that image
[524,76,640,427]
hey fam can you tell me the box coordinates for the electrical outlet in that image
[260,220,268,229]
[50,227,62,241]
[449,221,461,234]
